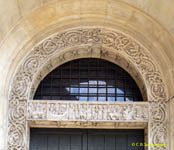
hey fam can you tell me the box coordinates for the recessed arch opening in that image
[34,58,143,102]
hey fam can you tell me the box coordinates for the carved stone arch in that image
[29,45,147,101]
[8,27,168,150]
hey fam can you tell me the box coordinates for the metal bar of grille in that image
[34,58,143,101]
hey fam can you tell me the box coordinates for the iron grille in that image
[34,58,143,101]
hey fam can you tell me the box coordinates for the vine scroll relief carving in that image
[8,28,168,150]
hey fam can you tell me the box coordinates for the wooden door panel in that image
[30,128,144,150]
[47,135,59,150]
[116,135,127,150]
[70,134,82,150]
[88,134,105,150]
[105,135,116,150]
[59,135,71,150]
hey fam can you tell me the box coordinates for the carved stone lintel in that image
[27,101,149,122]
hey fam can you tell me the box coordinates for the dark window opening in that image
[34,58,143,101]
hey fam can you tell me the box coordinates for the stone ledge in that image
[29,120,147,129]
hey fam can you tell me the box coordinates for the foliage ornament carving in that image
[8,28,168,150]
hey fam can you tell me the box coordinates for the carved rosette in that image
[8,28,168,150]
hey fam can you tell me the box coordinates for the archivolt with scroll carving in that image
[8,28,168,150]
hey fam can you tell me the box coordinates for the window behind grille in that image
[34,58,143,101]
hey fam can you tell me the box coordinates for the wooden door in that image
[30,128,144,150]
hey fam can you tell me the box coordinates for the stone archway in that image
[8,27,168,150]
[29,45,147,102]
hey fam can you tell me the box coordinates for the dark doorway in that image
[30,128,144,150]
